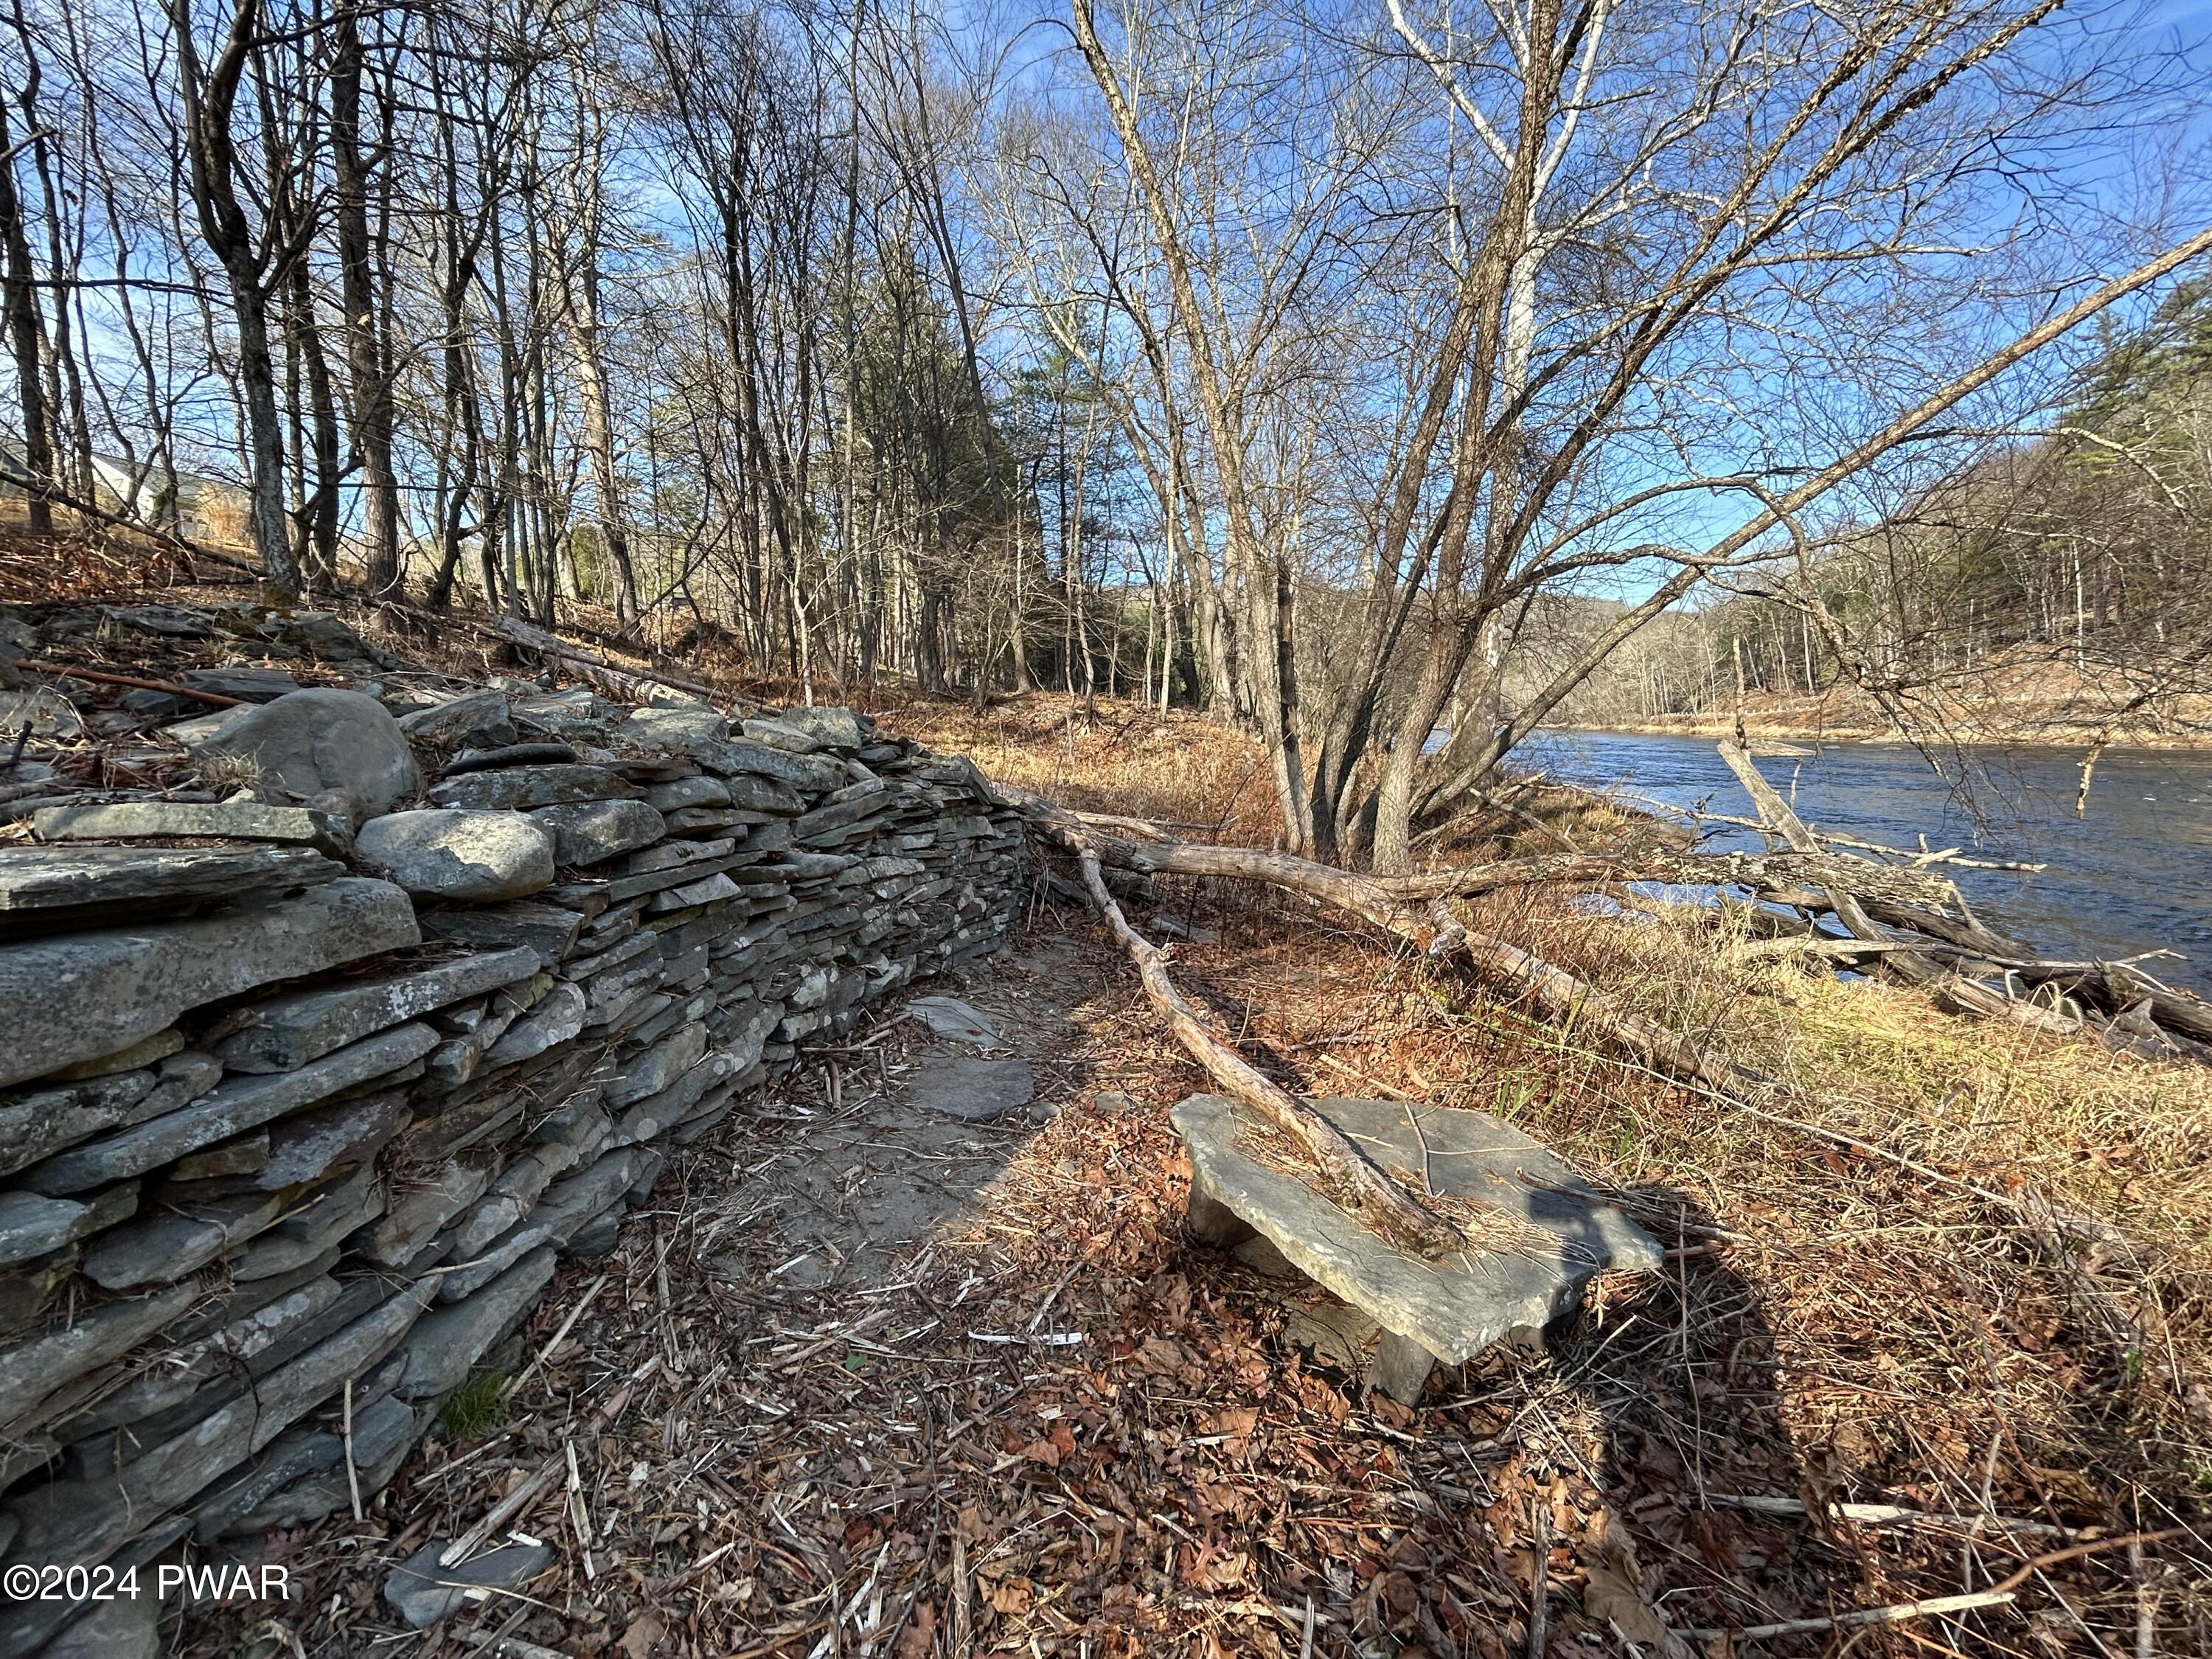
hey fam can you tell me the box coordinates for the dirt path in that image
[694,927,1102,1300]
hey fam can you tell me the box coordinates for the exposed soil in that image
[695,931,1104,1298]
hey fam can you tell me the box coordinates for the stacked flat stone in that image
[0,672,1028,1655]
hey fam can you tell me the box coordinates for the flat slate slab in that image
[1172,1093,1662,1370]
[0,844,339,928]
[32,799,357,858]
[906,994,1000,1046]
[211,945,540,1073]
[0,876,419,1088]
[908,1056,1034,1121]
[384,1537,555,1629]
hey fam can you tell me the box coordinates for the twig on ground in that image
[1986,1527,2193,1596]
[1679,1588,2019,1641]
[1527,1496,1549,1658]
[15,658,246,706]
[501,1271,609,1402]
[343,1380,362,1523]
[1706,1492,2084,1538]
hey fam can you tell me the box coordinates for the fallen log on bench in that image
[1037,821,1464,1259]
[1001,783,2205,1418]
[1007,785,1784,1112]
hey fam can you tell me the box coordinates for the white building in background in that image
[0,440,247,544]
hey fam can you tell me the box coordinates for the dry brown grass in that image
[899,696,2212,1649]
[880,692,1283,841]
[1453,892,2212,1490]
[1099,865,2212,1651]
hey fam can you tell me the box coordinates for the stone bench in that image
[1172,1094,1663,1402]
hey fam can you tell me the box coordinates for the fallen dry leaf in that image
[618,1612,666,1658]
[1582,1561,1691,1659]
[893,1600,936,1658]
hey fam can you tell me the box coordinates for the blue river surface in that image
[1512,729,2212,998]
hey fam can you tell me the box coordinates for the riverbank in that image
[1562,709,2212,749]
[1562,655,2212,750]
[1520,727,2212,994]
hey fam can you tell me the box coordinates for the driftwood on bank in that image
[1713,739,2212,1057]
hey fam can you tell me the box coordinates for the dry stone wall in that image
[0,629,1028,1655]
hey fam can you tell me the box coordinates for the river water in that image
[1516,729,2212,997]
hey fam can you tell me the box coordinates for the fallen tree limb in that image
[1105,834,1958,917]
[1030,814,1464,1258]
[1711,740,2121,1041]
[15,660,246,707]
[999,782,2205,1423]
[1714,740,2212,1052]
[1005,785,1782,1111]
[2011,961,2212,1046]
[477,616,753,714]
[1859,895,2034,961]
[1716,740,1933,975]
[1677,1588,2018,1643]
[1419,900,1778,1099]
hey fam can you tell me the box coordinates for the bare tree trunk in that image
[0,94,52,534]
[333,11,400,599]
[285,251,341,588]
[170,0,302,591]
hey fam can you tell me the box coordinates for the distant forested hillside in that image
[1514,282,2212,740]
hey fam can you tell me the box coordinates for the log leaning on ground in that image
[1006,788,2208,1430]
[1029,813,1465,1257]
[1004,785,1783,1114]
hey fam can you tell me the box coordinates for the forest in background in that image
[1,0,2208,865]
[1531,279,2212,738]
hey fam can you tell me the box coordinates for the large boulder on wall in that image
[191,689,422,814]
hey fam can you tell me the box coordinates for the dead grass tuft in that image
[882,692,1281,843]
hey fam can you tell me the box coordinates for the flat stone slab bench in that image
[1171,1093,1663,1402]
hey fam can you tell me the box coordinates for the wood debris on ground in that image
[13,554,2205,1658]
